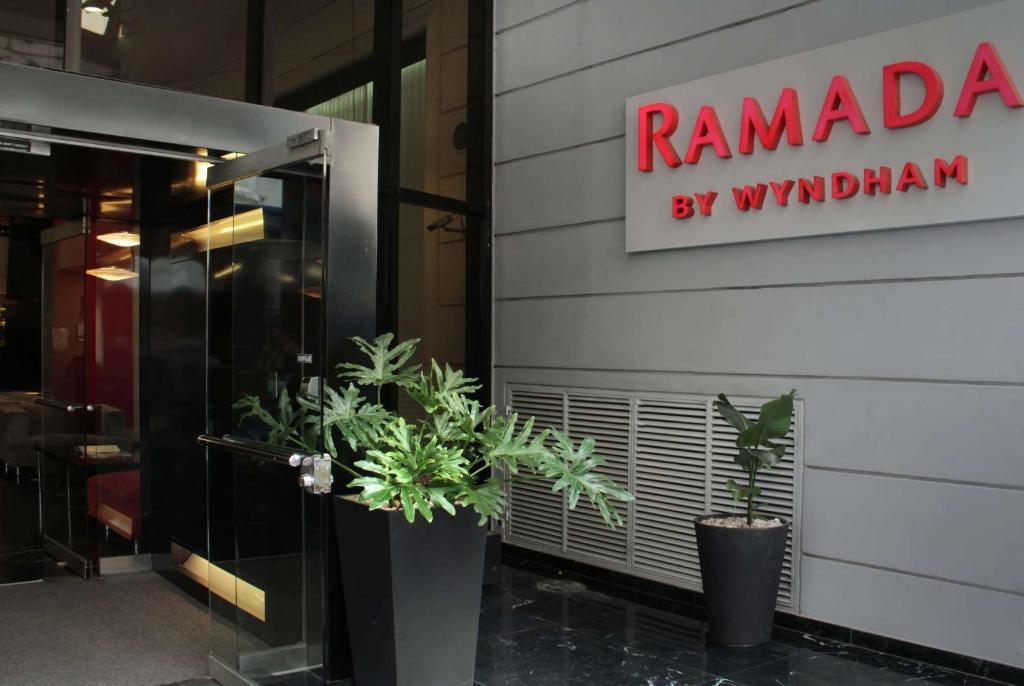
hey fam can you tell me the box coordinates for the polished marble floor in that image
[474,567,1010,686]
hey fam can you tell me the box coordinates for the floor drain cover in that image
[536,579,587,594]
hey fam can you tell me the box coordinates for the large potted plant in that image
[237,334,631,686]
[694,390,796,648]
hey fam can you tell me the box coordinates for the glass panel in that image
[396,203,466,419]
[401,0,467,199]
[207,156,327,684]
[274,0,374,117]
[38,212,143,576]
[89,220,142,563]
[0,0,64,69]
[78,0,247,100]
[39,226,93,574]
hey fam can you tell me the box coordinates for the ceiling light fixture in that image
[82,0,110,14]
[97,231,141,247]
[86,267,138,282]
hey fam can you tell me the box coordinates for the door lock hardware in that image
[289,453,333,494]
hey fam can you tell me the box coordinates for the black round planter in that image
[694,514,790,648]
[334,495,487,686]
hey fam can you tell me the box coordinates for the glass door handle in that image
[198,434,334,494]
[34,398,94,413]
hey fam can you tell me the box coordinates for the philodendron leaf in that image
[426,487,457,516]
[337,334,421,388]
[399,488,416,523]
[234,334,633,531]
[460,479,506,525]
[537,430,633,528]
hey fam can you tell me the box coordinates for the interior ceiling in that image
[0,141,146,231]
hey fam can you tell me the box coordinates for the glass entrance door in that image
[201,132,330,686]
[37,220,94,577]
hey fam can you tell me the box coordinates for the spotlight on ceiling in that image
[97,231,141,247]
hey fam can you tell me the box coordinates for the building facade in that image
[0,0,1020,683]
[492,0,1023,670]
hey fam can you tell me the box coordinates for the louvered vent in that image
[633,399,707,586]
[565,393,630,564]
[505,388,564,552]
[504,385,802,610]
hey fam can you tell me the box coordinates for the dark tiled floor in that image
[0,466,45,585]
[473,567,1010,686]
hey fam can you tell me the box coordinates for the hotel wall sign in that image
[624,1,1024,252]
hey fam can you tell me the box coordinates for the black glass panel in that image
[0,1,64,69]
[79,0,247,100]
[207,156,328,684]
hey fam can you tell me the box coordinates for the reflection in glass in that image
[37,214,143,574]
[274,0,373,117]
[78,0,248,100]
[206,159,327,683]
[397,203,466,419]
[401,0,468,199]
[0,1,64,68]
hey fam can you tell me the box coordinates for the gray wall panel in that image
[802,470,1024,593]
[495,217,1024,299]
[800,556,1024,667]
[494,368,1024,488]
[494,137,623,233]
[495,279,1024,383]
[494,0,578,32]
[494,0,998,162]
[494,0,798,94]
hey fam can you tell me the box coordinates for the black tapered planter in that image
[334,496,487,686]
[694,514,790,648]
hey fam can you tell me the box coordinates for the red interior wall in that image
[48,237,86,404]
[86,227,137,428]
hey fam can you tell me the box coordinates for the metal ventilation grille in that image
[504,385,803,610]
[709,401,798,607]
[505,388,564,551]
[633,399,708,586]
[565,393,630,564]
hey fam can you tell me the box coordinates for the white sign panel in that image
[624,1,1024,253]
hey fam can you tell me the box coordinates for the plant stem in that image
[499,474,550,483]
[330,458,362,480]
[747,465,757,526]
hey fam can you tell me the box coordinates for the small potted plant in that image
[694,390,796,648]
[237,334,631,686]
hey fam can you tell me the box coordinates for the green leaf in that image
[399,489,416,523]
[740,445,786,470]
[403,360,481,415]
[232,333,633,533]
[337,334,421,389]
[714,394,751,433]
[427,487,457,516]
[737,390,795,449]
[531,430,632,529]
[459,479,506,525]
[411,490,433,522]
